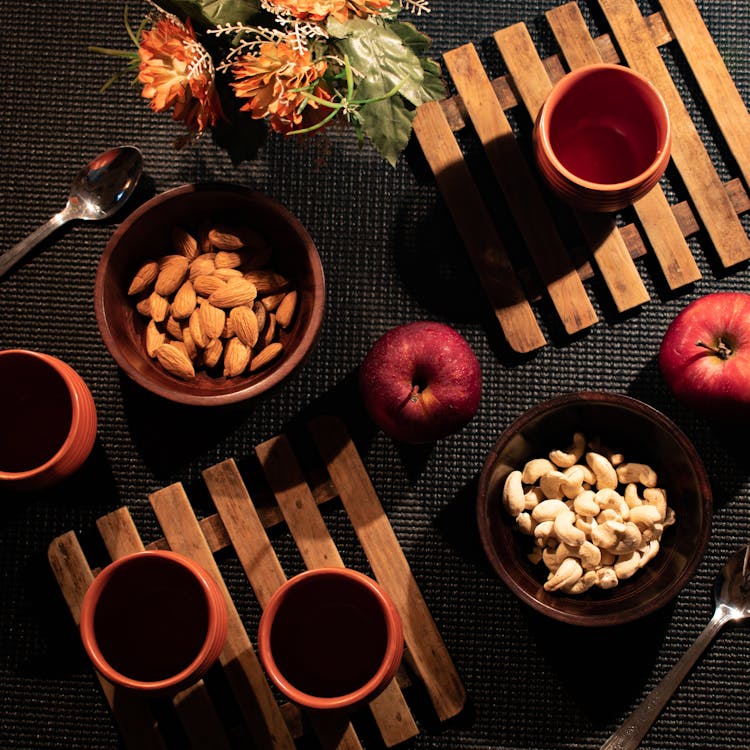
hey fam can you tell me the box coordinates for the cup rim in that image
[0,349,85,483]
[536,63,671,192]
[258,567,404,710]
[79,550,223,692]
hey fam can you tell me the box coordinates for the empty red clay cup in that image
[0,349,97,490]
[533,63,671,212]
[258,568,403,711]
[79,551,228,695]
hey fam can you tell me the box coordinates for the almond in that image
[243,270,289,295]
[263,313,277,347]
[208,278,257,308]
[149,291,170,323]
[253,300,267,334]
[155,255,189,296]
[189,253,216,280]
[215,250,244,269]
[213,267,244,281]
[261,292,285,312]
[222,316,235,339]
[172,226,199,261]
[223,337,252,377]
[172,279,197,320]
[189,308,209,348]
[250,342,283,372]
[208,225,245,251]
[275,291,297,329]
[155,343,195,380]
[135,295,152,317]
[145,320,166,358]
[193,274,227,297]
[200,301,226,340]
[128,261,159,296]
[165,315,183,341]
[182,326,198,360]
[230,305,259,347]
[203,337,223,369]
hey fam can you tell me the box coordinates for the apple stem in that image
[695,339,733,360]
[409,385,421,403]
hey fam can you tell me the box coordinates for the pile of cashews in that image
[502,432,676,594]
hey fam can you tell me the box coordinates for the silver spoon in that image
[601,542,750,750]
[0,145,143,278]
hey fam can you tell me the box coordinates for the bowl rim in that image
[535,63,672,192]
[94,182,325,406]
[476,390,713,626]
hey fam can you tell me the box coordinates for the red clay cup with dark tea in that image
[79,551,228,695]
[0,349,97,490]
[258,568,404,711]
[533,63,671,212]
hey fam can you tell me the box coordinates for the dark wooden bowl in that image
[477,391,713,627]
[94,184,325,406]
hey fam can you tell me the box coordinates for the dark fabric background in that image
[1,1,749,748]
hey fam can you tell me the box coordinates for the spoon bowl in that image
[0,146,143,278]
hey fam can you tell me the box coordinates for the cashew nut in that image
[595,488,629,519]
[556,540,601,570]
[516,512,537,535]
[544,557,583,591]
[573,489,599,517]
[591,519,626,550]
[600,549,616,566]
[553,508,586,547]
[596,566,619,589]
[524,486,545,511]
[502,470,525,517]
[575,515,595,536]
[534,520,555,547]
[560,465,586,499]
[542,545,559,571]
[522,458,556,484]
[629,504,662,529]
[616,462,658,488]
[614,551,641,580]
[549,432,586,468]
[586,452,618,490]
[531,499,569,522]
[564,569,597,594]
[624,483,643,509]
[527,548,543,565]
[638,540,660,567]
[609,522,643,555]
[539,470,567,499]
[643,487,668,522]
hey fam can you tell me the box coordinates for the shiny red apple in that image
[358,321,482,444]
[658,292,750,421]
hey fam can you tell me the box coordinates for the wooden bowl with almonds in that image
[94,183,325,405]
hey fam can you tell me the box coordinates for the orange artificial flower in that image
[138,16,223,133]
[270,0,390,22]
[231,42,331,134]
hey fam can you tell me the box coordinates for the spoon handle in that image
[0,207,75,279]
[600,609,729,750]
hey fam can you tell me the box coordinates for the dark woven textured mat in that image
[2,1,750,748]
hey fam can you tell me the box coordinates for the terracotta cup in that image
[533,63,671,212]
[258,568,404,710]
[79,551,228,694]
[0,349,97,490]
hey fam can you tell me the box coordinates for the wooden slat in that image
[149,484,296,750]
[309,416,467,724]
[255,435,420,749]
[444,43,598,334]
[47,533,166,750]
[413,100,546,353]
[96,508,232,750]
[598,0,750,267]
[201,459,367,750]
[660,0,750,190]
[494,22,650,312]
[546,2,700,290]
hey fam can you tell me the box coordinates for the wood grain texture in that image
[149,483,296,750]
[494,22,649,312]
[546,2,700,290]
[444,42,597,334]
[309,416,467,723]
[598,0,750,267]
[659,0,750,190]
[412,100,546,352]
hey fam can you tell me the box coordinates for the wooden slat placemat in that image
[48,417,466,749]
[414,0,750,351]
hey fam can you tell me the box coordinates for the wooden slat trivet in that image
[414,0,750,351]
[48,417,466,749]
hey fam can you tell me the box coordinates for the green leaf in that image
[388,20,431,57]
[155,0,260,28]
[357,96,415,167]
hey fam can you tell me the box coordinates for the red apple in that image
[658,292,750,421]
[358,321,482,444]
